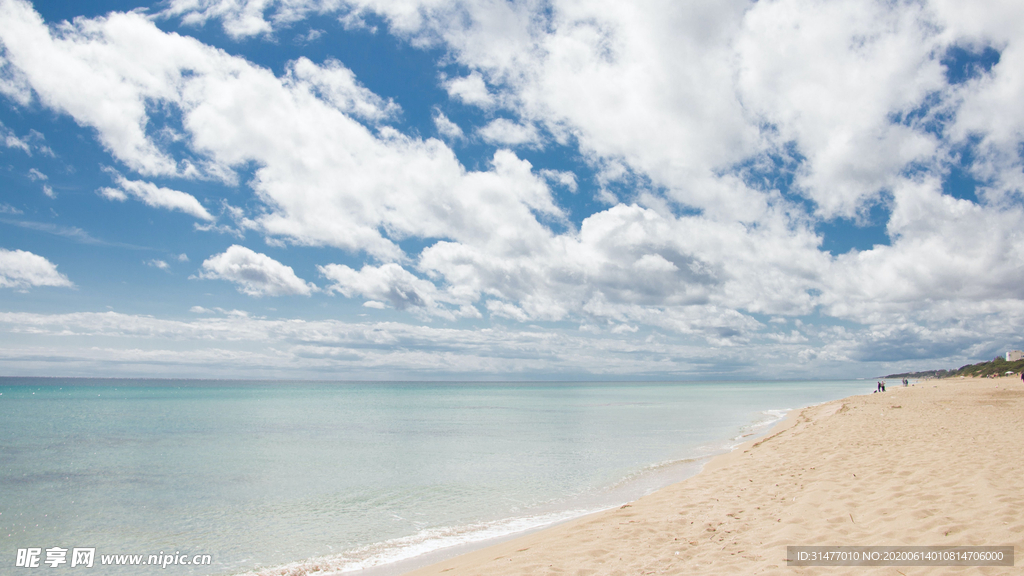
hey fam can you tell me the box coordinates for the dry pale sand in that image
[403,376,1023,576]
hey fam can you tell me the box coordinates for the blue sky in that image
[1,0,1023,380]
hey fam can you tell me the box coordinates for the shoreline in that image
[399,376,1023,575]
[356,411,795,576]
[346,403,809,576]
[382,399,810,576]
[288,407,795,576]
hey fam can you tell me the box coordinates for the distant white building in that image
[1007,350,1024,362]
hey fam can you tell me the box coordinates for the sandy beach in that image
[403,376,1022,575]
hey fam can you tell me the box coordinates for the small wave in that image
[605,409,791,499]
[232,508,596,576]
[605,453,708,491]
[731,408,789,442]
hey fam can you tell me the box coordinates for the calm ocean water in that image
[0,378,870,575]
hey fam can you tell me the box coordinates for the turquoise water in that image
[0,379,870,575]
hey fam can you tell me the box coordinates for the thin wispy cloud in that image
[1,218,150,250]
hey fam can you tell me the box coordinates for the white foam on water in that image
[731,408,790,443]
[233,507,601,576]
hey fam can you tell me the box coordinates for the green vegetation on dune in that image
[886,357,1024,379]
[883,369,954,379]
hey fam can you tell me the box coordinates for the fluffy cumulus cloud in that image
[160,0,346,39]
[0,1,186,176]
[477,118,540,147]
[432,110,464,140]
[735,0,946,215]
[320,262,481,319]
[540,169,577,192]
[198,245,316,296]
[823,177,1024,320]
[0,1,566,263]
[0,248,73,289]
[2,0,1024,376]
[442,71,494,107]
[287,56,400,121]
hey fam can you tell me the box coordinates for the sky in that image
[1,0,1023,380]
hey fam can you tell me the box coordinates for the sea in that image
[0,378,872,575]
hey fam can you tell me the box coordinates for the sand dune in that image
[403,376,1022,575]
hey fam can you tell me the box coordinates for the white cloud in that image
[287,57,400,122]
[0,3,570,263]
[99,174,214,221]
[823,176,1024,323]
[0,120,29,152]
[0,51,33,105]
[1,305,1019,378]
[610,323,638,334]
[320,262,480,320]
[477,118,540,147]
[418,0,768,220]
[296,28,324,43]
[540,169,577,192]
[735,0,946,219]
[147,259,170,270]
[935,3,1024,203]
[432,110,463,140]
[27,168,46,181]
[42,184,55,199]
[293,0,1024,339]
[160,0,341,39]
[4,0,1024,372]
[0,248,73,289]
[147,0,1024,229]
[486,300,529,322]
[0,309,776,377]
[0,0,194,176]
[442,71,494,107]
[162,0,275,38]
[98,187,127,201]
[412,202,826,335]
[1,122,53,157]
[316,0,953,222]
[197,245,317,296]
